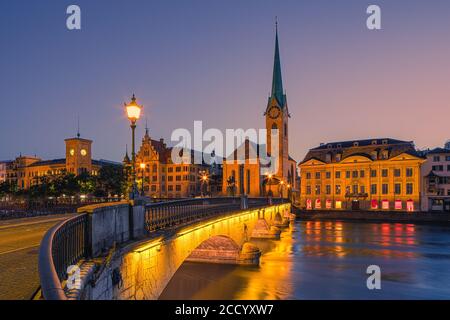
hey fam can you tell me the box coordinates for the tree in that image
[96,165,126,197]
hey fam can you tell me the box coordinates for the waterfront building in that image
[132,127,213,199]
[299,138,425,211]
[222,25,298,199]
[0,161,9,183]
[421,144,450,212]
[3,135,118,190]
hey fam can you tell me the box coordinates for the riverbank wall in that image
[294,209,450,224]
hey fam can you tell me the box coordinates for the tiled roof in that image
[300,138,423,165]
[425,147,450,155]
[28,158,66,167]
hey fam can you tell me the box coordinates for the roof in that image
[425,147,450,155]
[93,159,122,167]
[270,26,285,108]
[28,158,66,167]
[300,138,423,165]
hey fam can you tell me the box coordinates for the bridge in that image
[38,197,292,300]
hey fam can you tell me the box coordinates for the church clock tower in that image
[264,23,290,178]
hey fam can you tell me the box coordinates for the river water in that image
[159,220,450,300]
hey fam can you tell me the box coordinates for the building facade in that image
[222,26,298,199]
[421,146,450,212]
[3,136,117,190]
[130,128,212,199]
[299,139,425,212]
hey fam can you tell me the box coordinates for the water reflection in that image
[160,221,450,300]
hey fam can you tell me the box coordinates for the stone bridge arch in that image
[89,203,290,300]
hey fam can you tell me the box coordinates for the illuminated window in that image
[371,199,378,209]
[326,185,331,194]
[335,200,342,209]
[326,199,332,209]
[406,183,413,195]
[335,185,341,194]
[306,199,312,210]
[382,169,388,177]
[407,200,414,212]
[382,200,389,210]
[395,200,402,210]
[306,186,311,195]
[315,199,321,209]
[335,171,341,179]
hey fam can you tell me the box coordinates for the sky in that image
[1,0,449,163]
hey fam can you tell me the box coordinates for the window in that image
[176,175,181,181]
[446,156,450,161]
[306,172,311,179]
[370,170,377,177]
[360,170,365,178]
[352,185,358,194]
[168,185,173,191]
[360,185,365,194]
[382,169,388,177]
[432,165,444,171]
[433,155,440,162]
[406,183,413,195]
[406,168,413,177]
[168,176,173,182]
[326,185,331,195]
[394,183,401,194]
[168,167,173,173]
[394,169,401,177]
[151,185,156,192]
[152,164,157,172]
[352,171,358,178]
[336,153,342,162]
[335,185,341,194]
[335,171,341,179]
[326,172,331,179]
[315,172,321,179]
[152,176,157,182]
[315,185,321,195]
[382,184,388,194]
[371,184,377,194]
[176,167,181,172]
[448,165,450,171]
[346,171,350,179]
[306,186,311,195]
[381,150,389,159]
[176,185,181,191]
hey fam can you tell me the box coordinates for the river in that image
[159,220,450,299]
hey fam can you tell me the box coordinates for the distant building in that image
[299,138,425,212]
[130,128,212,199]
[421,146,450,212]
[222,25,298,199]
[0,161,10,183]
[3,135,119,190]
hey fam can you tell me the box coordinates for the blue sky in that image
[1,0,449,162]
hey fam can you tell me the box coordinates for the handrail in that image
[38,213,89,300]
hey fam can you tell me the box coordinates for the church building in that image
[222,25,298,199]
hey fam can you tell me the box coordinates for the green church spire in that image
[271,19,285,107]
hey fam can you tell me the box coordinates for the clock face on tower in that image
[268,106,281,119]
[80,149,87,156]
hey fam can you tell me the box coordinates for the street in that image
[0,213,75,300]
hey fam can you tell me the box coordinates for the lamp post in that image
[125,94,142,199]
[140,163,146,196]
[279,180,284,198]
[200,170,208,197]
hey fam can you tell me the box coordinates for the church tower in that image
[265,22,290,178]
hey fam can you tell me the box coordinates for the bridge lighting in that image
[140,163,146,169]
[125,94,142,122]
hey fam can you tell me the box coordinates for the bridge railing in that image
[38,213,90,300]
[144,197,284,232]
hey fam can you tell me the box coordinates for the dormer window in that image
[382,139,388,145]
[336,153,342,162]
[371,151,378,160]
[337,144,342,149]
[353,142,359,147]
[372,140,377,145]
[382,150,389,159]
[327,144,333,149]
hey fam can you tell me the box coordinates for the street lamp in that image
[140,163,146,196]
[125,94,142,199]
[200,170,209,197]
[279,180,284,198]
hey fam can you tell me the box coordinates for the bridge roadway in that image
[0,213,75,300]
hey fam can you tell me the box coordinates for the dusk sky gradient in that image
[1,0,449,163]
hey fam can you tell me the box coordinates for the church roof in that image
[271,25,285,108]
[300,138,423,165]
